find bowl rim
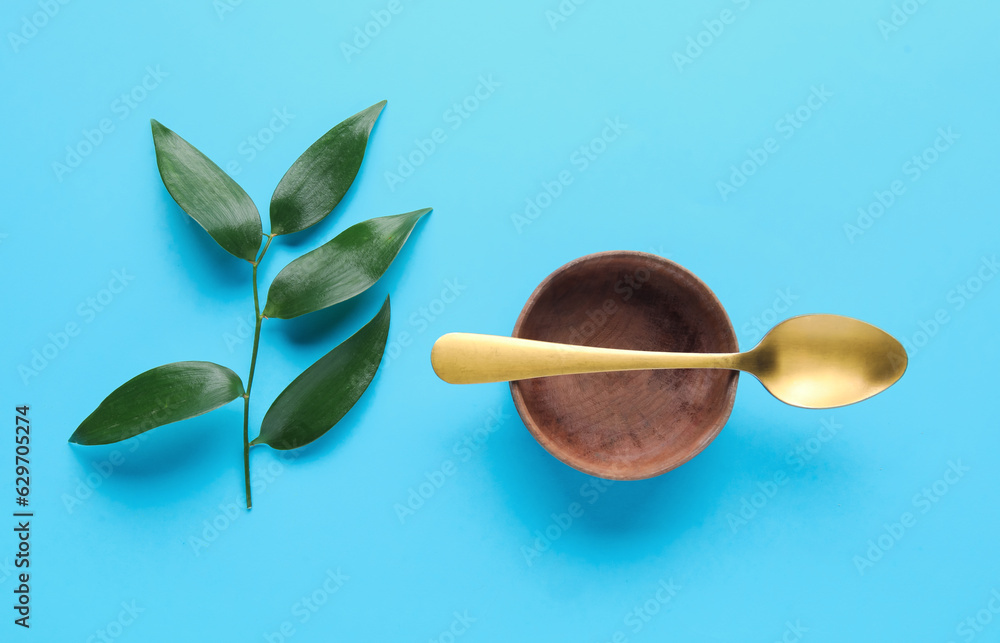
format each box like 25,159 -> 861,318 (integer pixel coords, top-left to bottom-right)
509,250 -> 740,480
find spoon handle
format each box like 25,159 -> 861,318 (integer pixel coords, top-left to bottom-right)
431,333 -> 743,384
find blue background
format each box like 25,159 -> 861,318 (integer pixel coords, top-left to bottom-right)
2,0 -> 999,640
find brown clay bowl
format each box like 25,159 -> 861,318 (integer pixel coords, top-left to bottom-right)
509,251 -> 739,480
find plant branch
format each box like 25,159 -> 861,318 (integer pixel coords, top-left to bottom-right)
243,233 -> 276,509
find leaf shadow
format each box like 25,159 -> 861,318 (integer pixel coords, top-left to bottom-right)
67,406 -> 239,497
270,286 -> 386,347
159,196 -> 248,290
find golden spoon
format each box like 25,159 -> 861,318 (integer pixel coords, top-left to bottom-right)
431,314 -> 907,409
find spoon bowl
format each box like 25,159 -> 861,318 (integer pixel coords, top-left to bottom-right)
742,314 -> 908,408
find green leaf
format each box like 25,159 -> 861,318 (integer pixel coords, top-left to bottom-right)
151,120 -> 262,262
263,208 -> 429,319
70,362 -> 245,445
253,297 -> 391,450
269,100 -> 386,236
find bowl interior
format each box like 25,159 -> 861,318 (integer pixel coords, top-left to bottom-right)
510,251 -> 739,479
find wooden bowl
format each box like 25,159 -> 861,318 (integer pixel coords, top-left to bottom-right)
510,251 -> 739,480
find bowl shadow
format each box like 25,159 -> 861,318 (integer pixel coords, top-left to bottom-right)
480,393 -> 856,565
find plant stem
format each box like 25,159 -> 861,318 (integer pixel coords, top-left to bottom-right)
243,233 -> 276,509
